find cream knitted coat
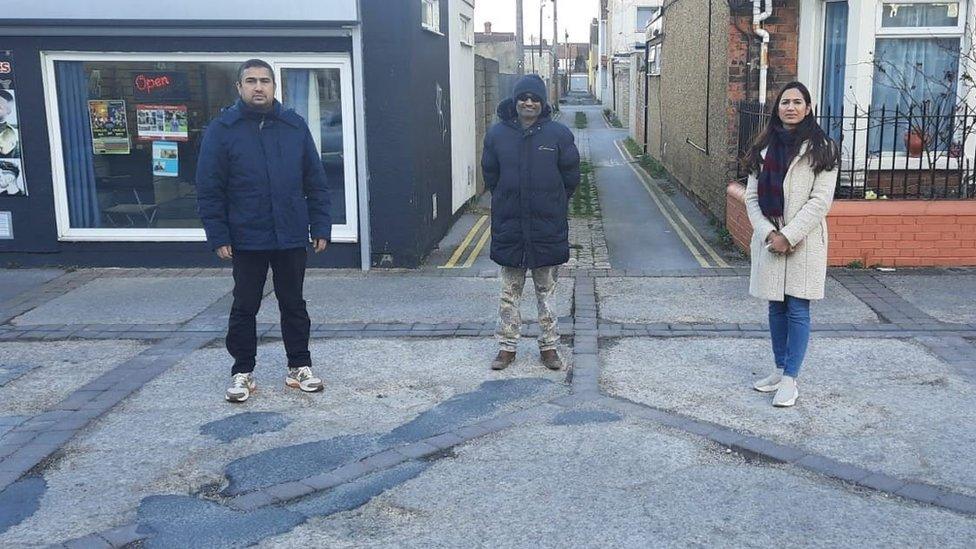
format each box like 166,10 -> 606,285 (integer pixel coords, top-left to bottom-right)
744,143 -> 839,301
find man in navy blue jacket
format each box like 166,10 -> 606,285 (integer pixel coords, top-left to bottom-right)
481,74 -> 580,371
196,59 -> 331,403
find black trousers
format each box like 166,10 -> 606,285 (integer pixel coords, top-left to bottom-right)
227,248 -> 311,375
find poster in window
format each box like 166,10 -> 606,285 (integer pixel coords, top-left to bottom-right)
88,100 -> 131,155
0,51 -> 27,196
136,104 -> 188,141
152,141 -> 179,178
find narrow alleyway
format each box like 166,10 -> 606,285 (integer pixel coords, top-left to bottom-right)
428,102 -> 741,271
568,104 -> 738,270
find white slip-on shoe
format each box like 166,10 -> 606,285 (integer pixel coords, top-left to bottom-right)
286,366 -> 324,392
753,368 -> 784,392
772,375 -> 798,407
226,373 -> 256,403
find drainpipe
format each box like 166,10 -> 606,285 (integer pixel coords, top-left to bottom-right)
643,38 -> 650,154
752,0 -> 773,109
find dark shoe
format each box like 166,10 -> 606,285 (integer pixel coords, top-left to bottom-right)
491,350 -> 516,370
540,349 -> 563,371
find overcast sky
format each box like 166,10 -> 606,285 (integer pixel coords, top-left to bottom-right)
474,0 -> 599,44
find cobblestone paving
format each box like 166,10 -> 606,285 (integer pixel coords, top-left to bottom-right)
566,124 -> 611,270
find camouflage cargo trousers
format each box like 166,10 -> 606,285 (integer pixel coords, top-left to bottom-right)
496,265 -> 559,352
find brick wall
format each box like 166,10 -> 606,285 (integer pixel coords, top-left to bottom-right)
725,182 -> 976,267
726,0 -> 799,180
634,53 -> 646,150
826,201 -> 976,267
614,63 -> 631,127
725,182 -> 752,252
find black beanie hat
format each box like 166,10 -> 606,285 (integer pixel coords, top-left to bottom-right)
512,74 -> 548,106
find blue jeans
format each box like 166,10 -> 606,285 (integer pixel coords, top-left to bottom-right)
768,295 -> 811,378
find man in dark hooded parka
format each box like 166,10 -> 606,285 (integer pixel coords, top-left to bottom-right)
481,74 -> 580,371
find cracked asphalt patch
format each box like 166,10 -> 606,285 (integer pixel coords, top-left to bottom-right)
0,338 -> 566,546
259,421 -> 976,548
200,412 -> 292,444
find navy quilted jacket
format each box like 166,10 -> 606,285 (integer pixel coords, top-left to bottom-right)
481,99 -> 580,268
196,99 -> 331,250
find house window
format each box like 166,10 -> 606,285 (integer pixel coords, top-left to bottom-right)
869,1 -> 966,153
42,53 -> 358,242
636,7 -> 659,32
460,14 -> 473,46
880,2 -> 960,29
422,0 -> 441,33
648,44 -> 661,76
820,1 -> 848,142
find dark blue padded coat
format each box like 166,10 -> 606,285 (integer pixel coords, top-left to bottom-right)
481,99 -> 580,268
196,99 -> 331,251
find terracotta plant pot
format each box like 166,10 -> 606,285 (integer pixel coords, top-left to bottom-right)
904,130 -> 926,158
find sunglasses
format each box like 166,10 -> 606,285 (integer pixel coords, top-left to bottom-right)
516,94 -> 542,103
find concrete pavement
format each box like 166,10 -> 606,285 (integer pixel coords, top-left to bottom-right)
0,265 -> 975,547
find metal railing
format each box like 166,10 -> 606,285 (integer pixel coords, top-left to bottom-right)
736,100 -> 976,200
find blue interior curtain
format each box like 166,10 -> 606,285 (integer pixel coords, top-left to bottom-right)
55,61 -> 101,228
283,69 -> 310,123
869,37 -> 960,153
820,1 -> 848,143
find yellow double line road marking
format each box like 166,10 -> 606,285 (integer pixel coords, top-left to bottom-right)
440,214 -> 491,269
613,140 -> 730,268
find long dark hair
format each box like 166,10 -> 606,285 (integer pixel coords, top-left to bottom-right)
741,81 -> 839,176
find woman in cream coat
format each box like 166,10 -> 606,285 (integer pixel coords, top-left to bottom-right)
743,82 -> 839,407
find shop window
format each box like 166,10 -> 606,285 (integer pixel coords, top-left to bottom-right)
45,54 -> 358,242
53,60 -> 238,231
281,67 -> 347,225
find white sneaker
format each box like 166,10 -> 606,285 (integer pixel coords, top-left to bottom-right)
226,373 -> 255,403
286,366 -> 324,392
753,368 -> 784,392
773,376 -> 798,407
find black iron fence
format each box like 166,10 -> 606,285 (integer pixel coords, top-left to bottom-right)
735,100 -> 976,200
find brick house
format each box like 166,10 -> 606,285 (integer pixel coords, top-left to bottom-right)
638,0 -> 976,267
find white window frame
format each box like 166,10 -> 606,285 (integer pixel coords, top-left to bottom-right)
635,6 -> 659,32
648,44 -> 661,76
274,60 -> 359,243
460,14 -> 474,46
868,0 -> 969,163
875,0 -> 966,36
422,0 -> 441,34
40,51 -> 359,243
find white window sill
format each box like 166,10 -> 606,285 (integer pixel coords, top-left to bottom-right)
422,25 -> 445,37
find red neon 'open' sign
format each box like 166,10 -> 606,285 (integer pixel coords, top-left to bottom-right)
134,74 -> 171,94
